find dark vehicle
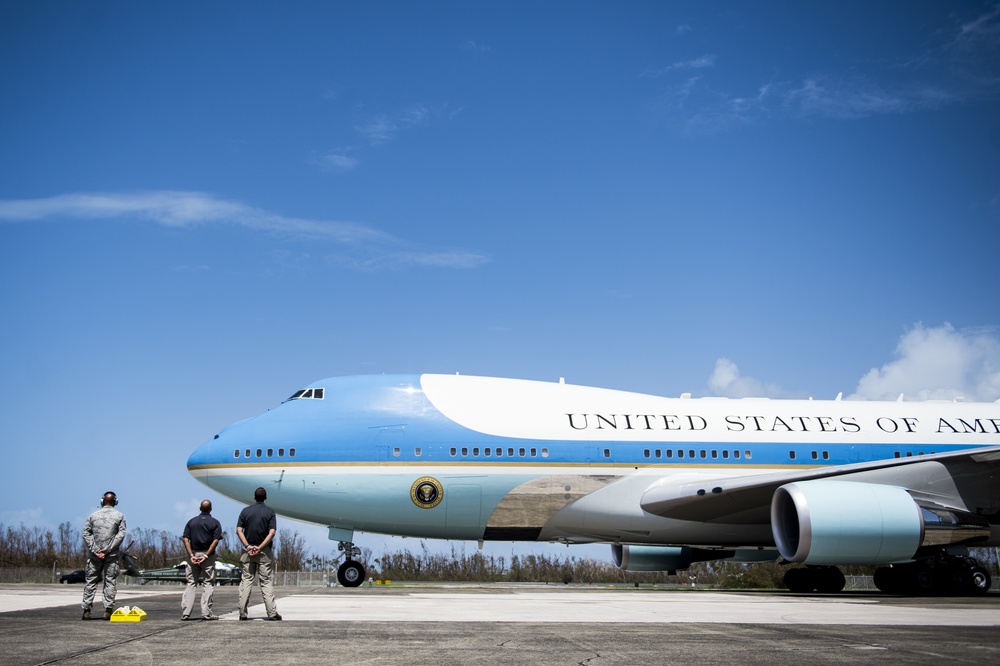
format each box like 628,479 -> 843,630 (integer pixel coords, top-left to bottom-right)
60,569 -> 86,584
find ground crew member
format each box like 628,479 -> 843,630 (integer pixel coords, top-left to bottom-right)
81,491 -> 126,621
236,487 -> 281,620
181,499 -> 223,620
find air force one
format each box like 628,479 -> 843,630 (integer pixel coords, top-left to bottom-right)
187,374 -> 1000,594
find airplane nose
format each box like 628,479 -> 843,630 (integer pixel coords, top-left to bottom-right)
187,435 -> 219,470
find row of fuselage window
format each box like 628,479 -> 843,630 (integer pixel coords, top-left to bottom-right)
233,446 -> 934,462
234,448 -> 297,459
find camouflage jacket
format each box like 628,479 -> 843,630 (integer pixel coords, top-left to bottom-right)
83,507 -> 126,555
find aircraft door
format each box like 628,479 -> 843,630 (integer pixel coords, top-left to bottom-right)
446,484 -> 482,533
376,427 -> 405,467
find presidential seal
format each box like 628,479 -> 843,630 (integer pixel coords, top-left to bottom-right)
410,476 -> 444,509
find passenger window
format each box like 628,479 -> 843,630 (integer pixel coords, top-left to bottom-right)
519,448 -> 525,457
267,448 -> 273,457
462,447 -> 469,456
508,448 -> 515,457
822,451 -> 829,460
245,449 -> 251,458
393,447 -> 400,457
530,448 -> 537,456
234,450 -> 240,458
689,450 -> 695,458
414,447 -> 422,457
603,448 -> 611,458
734,450 -> 741,459
541,448 -> 549,458
289,448 -> 296,457
789,451 -> 796,460
278,448 -> 284,457
473,447 -> 480,456
722,450 -> 729,459
744,450 -> 751,459
485,448 -> 492,457
665,450 -> 672,458
256,449 -> 262,458
450,447 -> 457,456
711,450 -> 718,459
678,450 -> 685,459
811,451 -> 818,460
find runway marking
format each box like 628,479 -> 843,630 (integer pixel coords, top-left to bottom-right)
0,587 -> 178,613
234,591 -> 1000,626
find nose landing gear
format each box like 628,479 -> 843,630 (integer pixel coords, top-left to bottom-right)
336,541 -> 365,587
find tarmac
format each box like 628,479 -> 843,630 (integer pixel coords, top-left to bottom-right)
1,583 -> 998,665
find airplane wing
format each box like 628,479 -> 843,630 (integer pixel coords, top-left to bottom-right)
640,444 -> 1000,524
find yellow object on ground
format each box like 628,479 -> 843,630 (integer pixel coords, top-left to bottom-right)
110,606 -> 147,622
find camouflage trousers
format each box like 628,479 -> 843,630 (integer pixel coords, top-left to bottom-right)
81,552 -> 120,610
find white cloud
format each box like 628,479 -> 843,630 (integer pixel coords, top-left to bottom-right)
850,324 -> 1000,401
707,358 -> 785,398
706,324 -> 1000,402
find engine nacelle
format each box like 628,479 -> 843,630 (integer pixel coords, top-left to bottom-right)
611,545 -> 694,572
771,481 -> 921,565
771,480 -> 992,565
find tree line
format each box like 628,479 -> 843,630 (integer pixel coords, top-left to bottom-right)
0,522 -> 311,572
2,522 -> 997,587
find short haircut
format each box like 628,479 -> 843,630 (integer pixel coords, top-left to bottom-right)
254,487 -> 267,502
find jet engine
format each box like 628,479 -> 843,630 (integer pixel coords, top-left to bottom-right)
611,545 -> 733,573
771,480 -> 991,565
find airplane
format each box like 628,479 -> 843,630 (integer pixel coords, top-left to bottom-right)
187,373 -> 1000,595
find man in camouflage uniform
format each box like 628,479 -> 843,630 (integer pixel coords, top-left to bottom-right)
81,491 -> 127,621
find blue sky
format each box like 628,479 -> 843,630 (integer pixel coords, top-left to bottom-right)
2,2 -> 999,562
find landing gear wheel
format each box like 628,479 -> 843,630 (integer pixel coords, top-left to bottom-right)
969,565 -> 991,595
337,560 -> 365,587
783,568 -> 811,593
815,567 -> 846,593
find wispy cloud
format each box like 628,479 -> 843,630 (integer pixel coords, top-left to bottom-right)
355,104 -> 448,146
655,5 -> 1000,135
0,191 -> 491,271
309,151 -> 360,173
642,54 -> 715,78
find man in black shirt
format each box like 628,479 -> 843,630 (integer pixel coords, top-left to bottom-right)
182,500 -> 223,620
236,487 -> 281,620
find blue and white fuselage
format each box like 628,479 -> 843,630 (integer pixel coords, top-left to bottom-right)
188,374 -> 1000,592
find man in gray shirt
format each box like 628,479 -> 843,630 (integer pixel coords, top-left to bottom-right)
81,491 -> 126,621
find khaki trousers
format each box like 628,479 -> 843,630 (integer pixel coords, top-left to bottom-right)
238,546 -> 277,618
181,552 -> 217,618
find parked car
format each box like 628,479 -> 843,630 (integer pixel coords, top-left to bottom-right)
60,569 -> 86,584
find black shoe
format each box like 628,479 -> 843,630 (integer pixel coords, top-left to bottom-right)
103,608 -> 114,621
239,615 -> 248,621
268,613 -> 282,621
82,609 -> 91,621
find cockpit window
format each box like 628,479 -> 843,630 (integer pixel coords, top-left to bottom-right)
287,387 -> 325,401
